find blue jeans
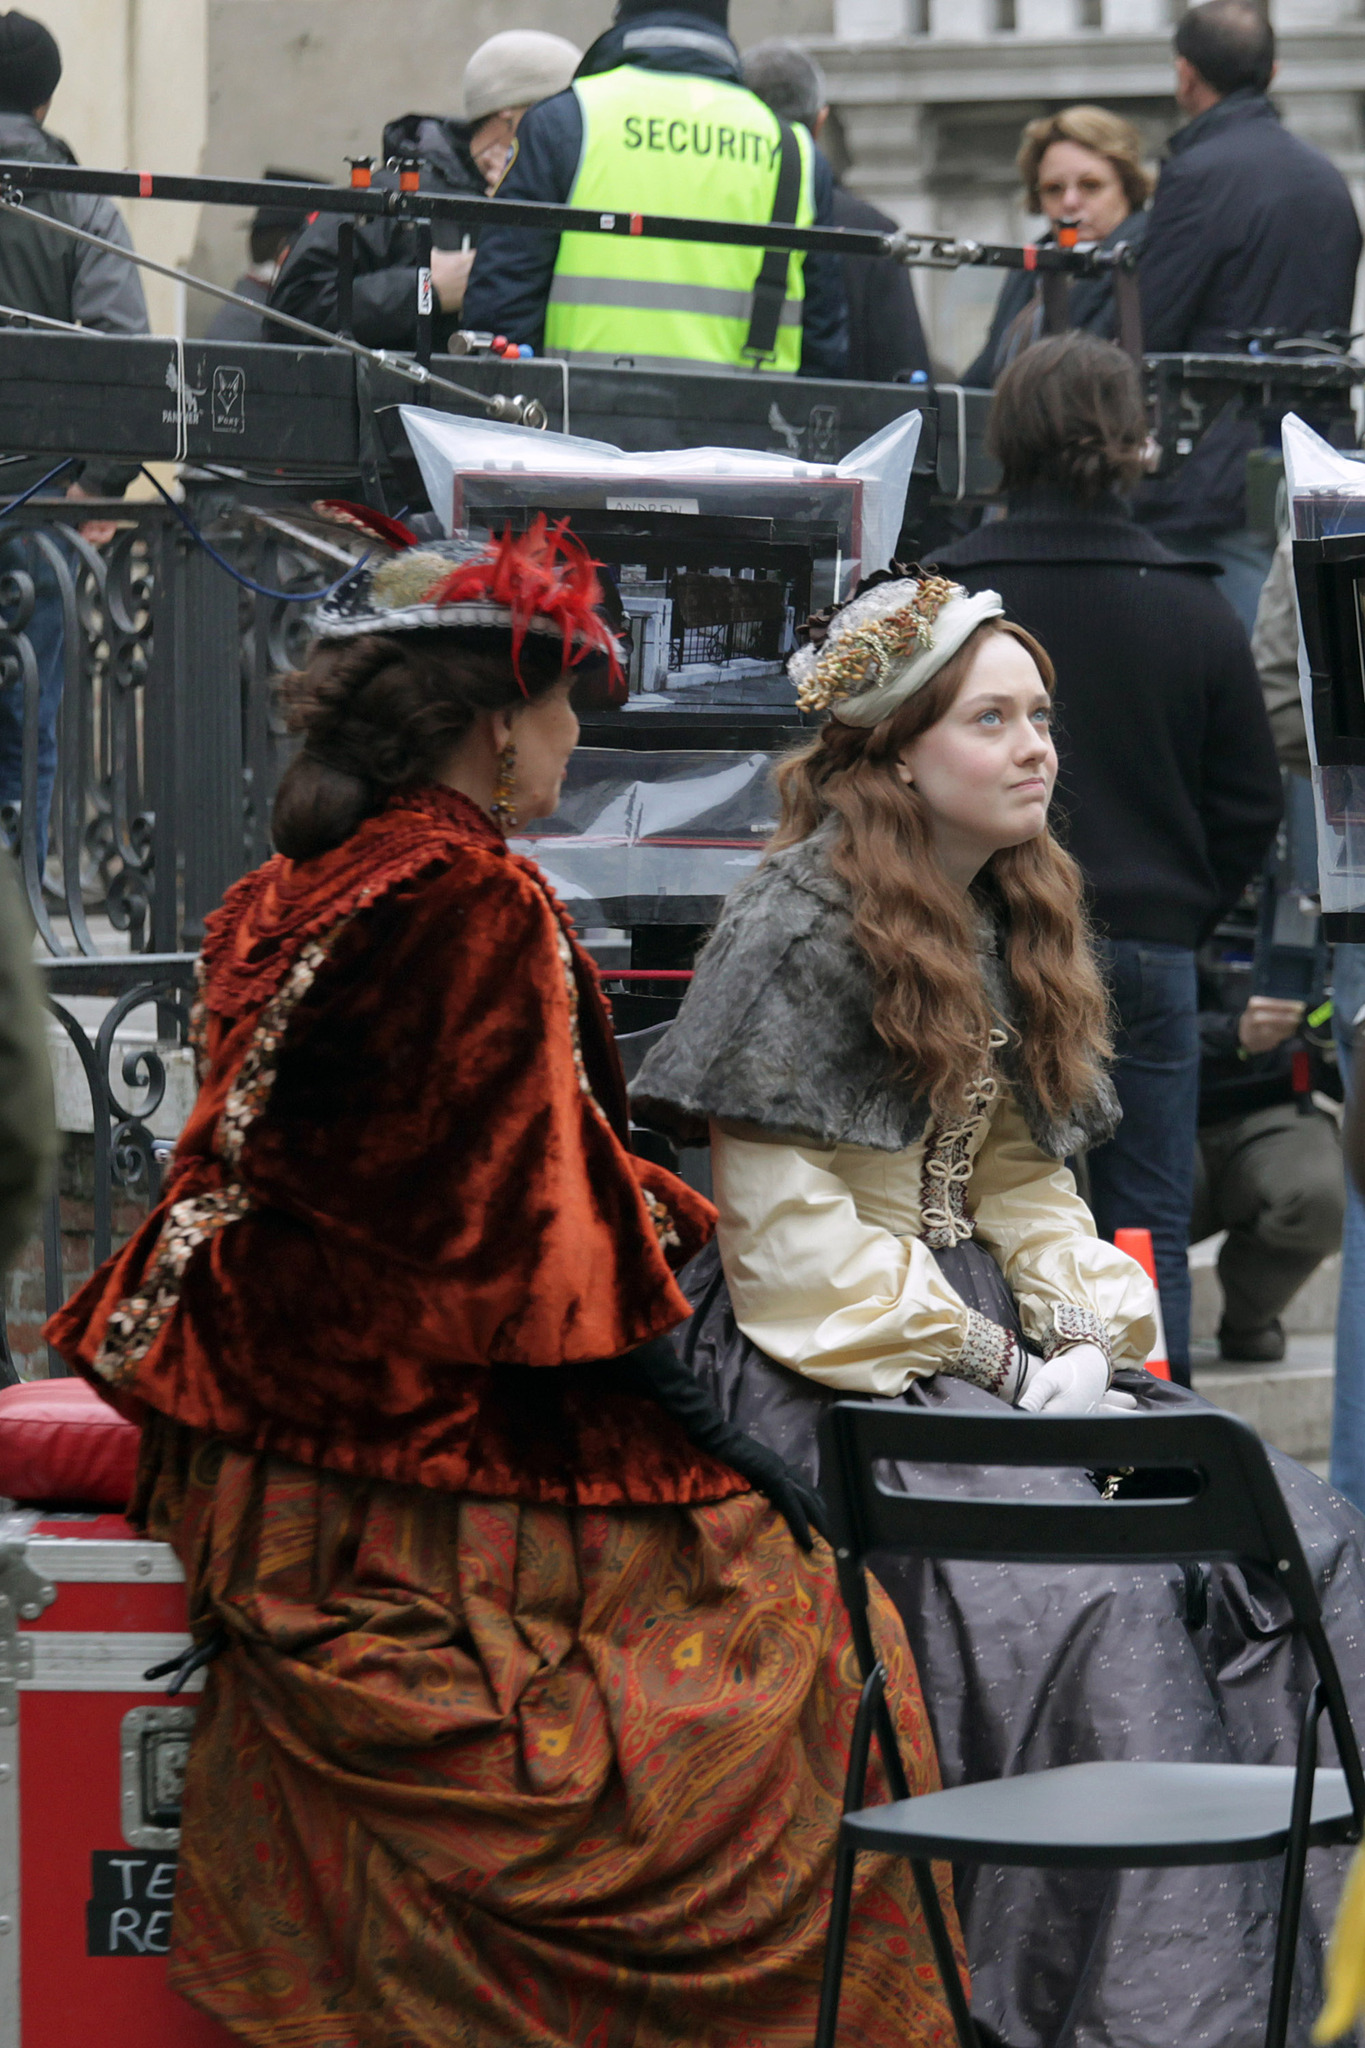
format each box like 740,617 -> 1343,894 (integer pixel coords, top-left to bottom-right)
1161,527 -> 1274,637
1085,939 -> 1200,1383
0,531 -> 66,859
1332,943 -> 1365,1514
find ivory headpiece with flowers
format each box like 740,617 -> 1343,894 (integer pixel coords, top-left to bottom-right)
788,570 -> 1006,727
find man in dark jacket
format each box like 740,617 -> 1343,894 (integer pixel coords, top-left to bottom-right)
742,39 -> 929,385
0,11 -> 148,866
205,172 -> 315,346
1138,0 -> 1362,624
463,1 -> 848,378
930,334 -> 1282,1381
269,32 -> 580,351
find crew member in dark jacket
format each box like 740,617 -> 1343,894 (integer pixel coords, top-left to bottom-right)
205,171 -> 314,345
742,40 -> 930,385
964,105 -> 1150,389
463,2 -> 848,379
0,12 -> 148,864
1192,970 -> 1342,1362
930,333 -> 1282,1382
269,32 -> 580,351
1138,0 -> 1362,624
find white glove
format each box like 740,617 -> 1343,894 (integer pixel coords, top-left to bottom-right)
1017,1342 -> 1111,1415
1098,1387 -> 1139,1413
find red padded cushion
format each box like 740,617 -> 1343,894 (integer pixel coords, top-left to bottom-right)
0,1378 -> 139,1507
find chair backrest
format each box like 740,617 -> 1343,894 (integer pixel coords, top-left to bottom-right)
817,1401 -> 1365,1813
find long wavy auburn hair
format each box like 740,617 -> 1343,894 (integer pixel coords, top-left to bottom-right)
769,618 -> 1111,1119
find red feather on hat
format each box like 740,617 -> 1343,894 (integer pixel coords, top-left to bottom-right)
311,500 -> 420,550
421,517 -> 623,694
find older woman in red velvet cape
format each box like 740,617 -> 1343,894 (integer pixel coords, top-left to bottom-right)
45,519 -> 965,2048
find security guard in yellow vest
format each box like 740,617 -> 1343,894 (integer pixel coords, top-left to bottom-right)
463,0 -> 848,377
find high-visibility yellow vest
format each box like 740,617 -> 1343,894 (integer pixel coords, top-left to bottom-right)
543,67 -> 815,374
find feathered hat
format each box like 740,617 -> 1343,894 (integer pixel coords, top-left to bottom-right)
311,503 -> 625,694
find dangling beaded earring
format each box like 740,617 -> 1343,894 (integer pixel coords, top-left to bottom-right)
490,738 -> 518,834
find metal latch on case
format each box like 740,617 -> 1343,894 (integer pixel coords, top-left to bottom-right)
120,1705 -> 195,1850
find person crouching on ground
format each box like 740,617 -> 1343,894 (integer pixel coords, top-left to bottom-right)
43,520 -> 966,2048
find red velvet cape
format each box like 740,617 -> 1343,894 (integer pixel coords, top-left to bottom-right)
46,787 -> 744,1507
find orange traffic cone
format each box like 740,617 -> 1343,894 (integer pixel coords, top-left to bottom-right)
1113,1227 -> 1171,1381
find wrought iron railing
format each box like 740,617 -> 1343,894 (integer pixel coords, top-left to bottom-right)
0,487 -> 338,1381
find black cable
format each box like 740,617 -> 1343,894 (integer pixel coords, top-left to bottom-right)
0,457 -> 76,518
138,465 -> 368,604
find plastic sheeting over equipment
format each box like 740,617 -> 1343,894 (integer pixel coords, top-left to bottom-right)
512,748 -> 773,924
399,404 -> 922,601
1284,413 -> 1365,939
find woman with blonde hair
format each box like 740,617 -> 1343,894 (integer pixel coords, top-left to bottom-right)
964,104 -> 1152,386
633,570 -> 1365,2047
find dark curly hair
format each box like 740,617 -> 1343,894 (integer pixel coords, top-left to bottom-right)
270,627 -> 574,861
987,332 -> 1147,505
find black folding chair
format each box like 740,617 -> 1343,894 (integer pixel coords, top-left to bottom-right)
814,1403 -> 1365,2048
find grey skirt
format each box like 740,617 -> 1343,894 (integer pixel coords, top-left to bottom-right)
679,1237 -> 1365,2048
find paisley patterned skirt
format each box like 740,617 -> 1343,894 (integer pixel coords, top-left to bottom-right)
134,1418 -> 965,2048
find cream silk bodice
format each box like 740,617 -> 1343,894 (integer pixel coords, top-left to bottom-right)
712,1082 -> 1157,1397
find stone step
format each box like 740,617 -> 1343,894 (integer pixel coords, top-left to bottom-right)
1189,1237 -> 1339,1341
1191,1334 -> 1334,1466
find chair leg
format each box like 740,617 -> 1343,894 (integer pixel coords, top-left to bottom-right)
814,1835 -> 859,2048
1265,1683 -> 1326,2048
911,1859 -> 979,2048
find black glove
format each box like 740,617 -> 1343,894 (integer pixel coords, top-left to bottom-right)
624,1334 -> 829,1552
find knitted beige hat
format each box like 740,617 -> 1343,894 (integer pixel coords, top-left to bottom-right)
463,31 -> 581,124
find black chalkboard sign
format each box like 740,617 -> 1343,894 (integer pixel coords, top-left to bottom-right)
85,1852 -> 176,1957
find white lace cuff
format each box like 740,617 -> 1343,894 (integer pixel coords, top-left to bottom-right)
950,1310 -> 1024,1400
1044,1303 -> 1114,1380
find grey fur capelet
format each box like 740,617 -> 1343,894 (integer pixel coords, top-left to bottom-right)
629,823 -> 1120,1159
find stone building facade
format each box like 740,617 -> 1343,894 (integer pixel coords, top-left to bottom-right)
810,0 -> 1365,372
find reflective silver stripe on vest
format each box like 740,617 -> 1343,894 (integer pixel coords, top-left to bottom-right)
546,349 -> 787,374
546,273 -> 801,326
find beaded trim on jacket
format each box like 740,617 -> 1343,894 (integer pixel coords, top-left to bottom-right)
1046,1301 -> 1115,1373
93,930 -> 347,1384
918,1029 -> 1009,1250
953,1310 -> 1022,1399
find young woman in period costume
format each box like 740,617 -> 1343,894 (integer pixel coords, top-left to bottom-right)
632,571 -> 1365,2048
43,524 -> 967,2048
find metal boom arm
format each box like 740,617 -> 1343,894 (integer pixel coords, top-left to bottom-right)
0,157 -> 1134,277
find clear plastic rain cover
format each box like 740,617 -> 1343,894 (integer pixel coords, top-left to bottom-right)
1283,412 -> 1365,923
510,747 -> 772,925
398,404 -> 921,602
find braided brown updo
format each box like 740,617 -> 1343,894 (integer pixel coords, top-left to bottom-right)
986,332 -> 1147,505
270,626 -> 571,861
